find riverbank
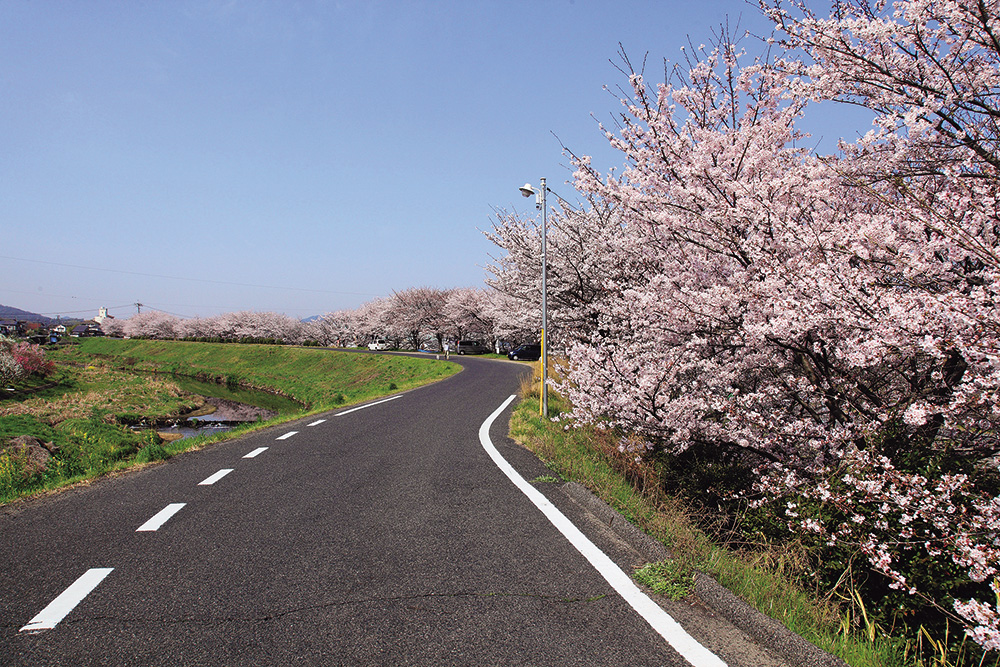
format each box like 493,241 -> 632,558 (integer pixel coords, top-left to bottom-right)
0,340 -> 460,504
53,338 -> 459,410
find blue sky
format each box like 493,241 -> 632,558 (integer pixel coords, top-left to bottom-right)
1,0 -> 864,321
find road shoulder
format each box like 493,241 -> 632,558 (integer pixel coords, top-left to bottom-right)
557,481 -> 848,667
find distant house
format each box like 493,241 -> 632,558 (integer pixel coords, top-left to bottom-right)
0,320 -> 49,337
53,324 -> 67,334
71,323 -> 104,338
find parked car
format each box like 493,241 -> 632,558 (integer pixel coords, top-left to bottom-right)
507,343 -> 541,361
368,338 -> 390,351
456,340 -> 490,355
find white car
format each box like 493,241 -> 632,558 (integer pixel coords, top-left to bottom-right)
367,338 -> 389,351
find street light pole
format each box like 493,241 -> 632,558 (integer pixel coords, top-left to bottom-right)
520,178 -> 548,417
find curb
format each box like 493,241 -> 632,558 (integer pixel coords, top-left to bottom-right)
560,482 -> 848,667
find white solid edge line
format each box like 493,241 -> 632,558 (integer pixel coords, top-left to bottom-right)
307,419 -> 326,426
243,447 -> 269,458
20,567 -> 114,633
276,431 -> 298,440
335,394 -> 401,416
198,468 -> 234,485
479,396 -> 727,667
136,503 -> 187,532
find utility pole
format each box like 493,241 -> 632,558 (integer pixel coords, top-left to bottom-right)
135,303 -> 143,314
518,178 -> 548,417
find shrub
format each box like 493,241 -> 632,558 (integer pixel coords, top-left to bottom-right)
10,341 -> 56,378
0,350 -> 22,387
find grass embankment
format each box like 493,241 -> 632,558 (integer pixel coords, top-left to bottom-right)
511,367 -> 907,667
0,339 -> 458,504
54,338 -> 458,410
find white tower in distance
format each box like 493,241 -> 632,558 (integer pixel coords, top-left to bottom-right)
94,307 -> 113,324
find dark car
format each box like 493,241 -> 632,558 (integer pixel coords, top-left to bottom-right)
507,343 -> 541,361
456,340 -> 490,355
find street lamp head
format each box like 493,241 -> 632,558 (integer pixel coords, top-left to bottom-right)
519,183 -> 536,197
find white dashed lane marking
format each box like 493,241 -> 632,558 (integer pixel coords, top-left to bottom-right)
19,393 -> 404,637
136,503 -> 186,532
20,568 -> 114,633
335,395 -> 401,416
198,469 -> 233,486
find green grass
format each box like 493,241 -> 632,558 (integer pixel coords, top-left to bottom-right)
171,375 -> 302,415
509,369 -> 908,667
0,339 -> 459,504
1,364 -> 206,426
0,413 -> 167,503
52,338 -> 459,411
634,560 -> 696,600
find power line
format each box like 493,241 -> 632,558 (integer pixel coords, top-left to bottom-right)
0,255 -> 383,298
1,287 -> 329,320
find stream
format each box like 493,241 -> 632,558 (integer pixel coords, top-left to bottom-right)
143,376 -> 305,441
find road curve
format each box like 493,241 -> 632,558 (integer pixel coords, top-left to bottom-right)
0,355 -> 783,666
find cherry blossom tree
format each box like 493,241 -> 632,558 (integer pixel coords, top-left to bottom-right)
480,287 -> 538,348
352,296 -> 401,347
387,287 -> 452,350
0,335 -> 25,386
307,310 -> 356,347
121,311 -> 181,339
560,38 -> 831,461
441,287 -> 482,342
483,7 -> 1000,648
100,317 -> 125,337
442,287 -> 506,348
751,0 -> 1000,648
234,311 -> 304,343
485,201 -> 629,350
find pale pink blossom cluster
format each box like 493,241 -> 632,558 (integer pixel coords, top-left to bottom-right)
757,449 -> 998,602
486,0 -> 1000,649
0,335 -> 26,386
955,593 -> 1000,652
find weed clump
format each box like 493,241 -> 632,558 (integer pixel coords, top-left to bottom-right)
136,441 -> 169,463
634,560 -> 695,600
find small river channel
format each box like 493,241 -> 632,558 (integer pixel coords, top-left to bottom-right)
141,375 -> 305,441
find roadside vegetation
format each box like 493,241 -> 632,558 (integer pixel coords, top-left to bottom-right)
5,1 -> 997,662
482,2 -> 1000,663
53,338 -> 458,409
513,365 -> 991,667
0,338 -> 458,504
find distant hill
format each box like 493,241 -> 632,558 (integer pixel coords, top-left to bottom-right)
0,305 -> 56,324
301,315 -> 322,323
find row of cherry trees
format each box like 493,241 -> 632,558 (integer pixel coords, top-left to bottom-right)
488,0 -> 1000,652
103,309 -> 312,344
101,287 -> 534,351
313,286 -> 534,350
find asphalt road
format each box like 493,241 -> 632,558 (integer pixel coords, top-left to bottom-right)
0,355 -> 781,666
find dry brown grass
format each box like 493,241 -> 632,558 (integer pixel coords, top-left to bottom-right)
0,366 -> 202,425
